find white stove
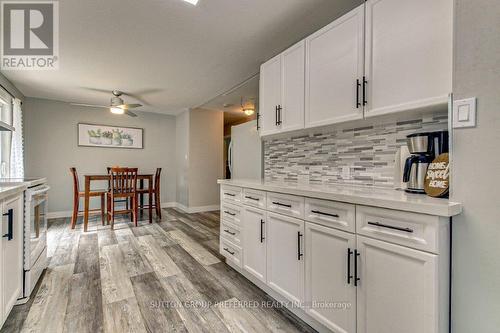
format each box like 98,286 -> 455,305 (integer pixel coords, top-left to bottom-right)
0,177 -> 49,302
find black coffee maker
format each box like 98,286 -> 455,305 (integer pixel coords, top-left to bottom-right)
403,131 -> 448,193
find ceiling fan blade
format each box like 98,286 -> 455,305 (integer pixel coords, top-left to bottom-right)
71,103 -> 109,108
125,110 -> 138,117
117,103 -> 142,109
123,89 -> 162,106
79,87 -> 113,94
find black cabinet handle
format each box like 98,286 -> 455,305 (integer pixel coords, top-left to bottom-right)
224,211 -> 236,216
275,105 -> 278,126
223,248 -> 235,255
347,248 -> 353,284
272,201 -> 292,208
356,79 -> 361,108
354,249 -> 360,286
224,192 -> 236,197
245,196 -> 260,201
2,209 -> 13,241
260,219 -> 265,243
256,112 -> 260,130
223,229 -> 236,236
362,76 -> 368,106
368,221 -> 413,233
277,105 -> 282,125
311,210 -> 339,218
297,231 -> 303,260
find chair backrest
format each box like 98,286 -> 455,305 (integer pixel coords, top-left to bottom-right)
109,167 -> 138,194
154,168 -> 162,190
69,167 -> 79,194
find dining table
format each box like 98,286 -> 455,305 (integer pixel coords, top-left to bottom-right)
83,173 -> 154,232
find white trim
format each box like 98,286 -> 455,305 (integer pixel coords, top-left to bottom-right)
47,202 -> 219,218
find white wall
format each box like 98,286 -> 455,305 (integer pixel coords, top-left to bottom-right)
451,0 -> 500,331
24,97 -> 177,213
188,108 -> 223,208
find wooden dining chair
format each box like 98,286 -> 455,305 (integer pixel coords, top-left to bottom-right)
107,167 -> 138,229
70,167 -> 107,229
137,168 -> 162,219
107,166 -> 130,210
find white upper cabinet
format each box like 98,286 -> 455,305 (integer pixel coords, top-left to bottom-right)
356,235 -> 440,333
364,0 -> 453,117
305,5 -> 365,127
260,54 -> 282,136
259,41 -> 305,136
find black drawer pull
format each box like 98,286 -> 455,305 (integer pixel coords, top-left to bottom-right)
224,192 -> 236,197
260,219 -> 265,243
311,210 -> 339,218
224,229 -> 236,236
368,221 -> 413,233
245,196 -> 260,201
297,231 -> 303,260
356,79 -> 361,108
347,248 -> 353,284
223,248 -> 235,255
224,211 -> 236,216
2,209 -> 13,241
354,249 -> 360,286
272,201 -> 292,208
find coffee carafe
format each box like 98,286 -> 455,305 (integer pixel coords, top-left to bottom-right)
403,131 -> 448,193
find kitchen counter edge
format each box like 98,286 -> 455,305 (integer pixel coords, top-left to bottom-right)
218,179 -> 462,217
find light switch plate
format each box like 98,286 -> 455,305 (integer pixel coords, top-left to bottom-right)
453,97 -> 476,128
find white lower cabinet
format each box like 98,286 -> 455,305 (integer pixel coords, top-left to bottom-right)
266,212 -> 304,304
305,222 -> 356,333
242,206 -> 267,283
1,193 -> 24,327
356,235 -> 439,333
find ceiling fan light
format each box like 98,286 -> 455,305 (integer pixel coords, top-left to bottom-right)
182,0 -> 199,5
110,107 -> 125,115
243,107 -> 255,116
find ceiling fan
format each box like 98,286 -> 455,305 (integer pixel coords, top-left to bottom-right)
71,90 -> 142,117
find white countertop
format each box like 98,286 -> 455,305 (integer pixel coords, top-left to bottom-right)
218,179 -> 462,217
0,184 -> 27,201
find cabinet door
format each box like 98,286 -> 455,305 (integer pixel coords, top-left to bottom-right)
356,235 -> 439,333
305,223 -> 356,333
305,5 -> 364,128
242,206 -> 267,283
2,194 -> 23,322
364,0 -> 453,117
281,41 -> 305,132
266,212 -> 304,303
259,54 -> 282,136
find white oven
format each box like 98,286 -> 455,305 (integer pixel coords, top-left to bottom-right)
22,183 -> 49,300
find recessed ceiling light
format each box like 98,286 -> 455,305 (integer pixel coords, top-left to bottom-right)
182,0 -> 199,5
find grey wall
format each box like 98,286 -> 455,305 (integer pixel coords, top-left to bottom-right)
24,97 -> 177,213
451,1 -> 500,331
188,108 -> 223,207
175,110 -> 189,207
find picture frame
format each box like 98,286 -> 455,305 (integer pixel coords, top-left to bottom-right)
77,123 -> 144,149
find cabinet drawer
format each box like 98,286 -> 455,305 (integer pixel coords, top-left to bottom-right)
220,220 -> 242,246
356,206 -> 444,253
220,238 -> 242,268
221,202 -> 243,226
242,188 -> 267,209
305,198 -> 355,233
220,185 -> 242,204
267,192 -> 304,219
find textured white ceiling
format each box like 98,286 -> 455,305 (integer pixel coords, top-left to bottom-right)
1,0 -> 361,115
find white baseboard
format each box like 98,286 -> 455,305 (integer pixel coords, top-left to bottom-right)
48,202 -> 218,219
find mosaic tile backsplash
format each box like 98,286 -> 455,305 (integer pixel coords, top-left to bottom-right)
264,112 -> 448,187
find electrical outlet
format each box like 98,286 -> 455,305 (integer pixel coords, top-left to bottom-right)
342,166 -> 351,180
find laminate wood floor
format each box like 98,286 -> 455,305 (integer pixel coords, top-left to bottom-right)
2,208 -> 316,333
